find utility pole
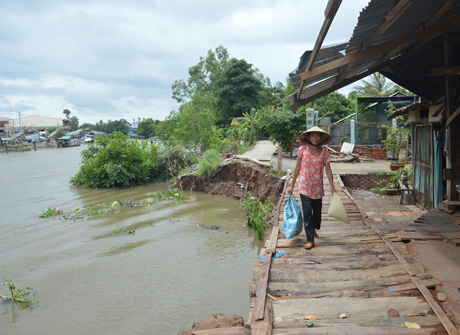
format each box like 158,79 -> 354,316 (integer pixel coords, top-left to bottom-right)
17,111 -> 21,129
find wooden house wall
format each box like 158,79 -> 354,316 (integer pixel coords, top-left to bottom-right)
451,120 -> 460,201
412,123 -> 434,209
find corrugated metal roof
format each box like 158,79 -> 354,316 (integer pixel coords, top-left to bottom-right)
290,0 -> 460,109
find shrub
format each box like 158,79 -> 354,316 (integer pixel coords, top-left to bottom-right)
70,132 -> 160,188
371,165 -> 412,195
156,144 -> 198,181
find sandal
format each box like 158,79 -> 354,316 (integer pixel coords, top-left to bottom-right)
304,241 -> 315,249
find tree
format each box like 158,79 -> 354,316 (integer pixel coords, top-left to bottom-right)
62,109 -> 79,130
307,92 -> 354,121
69,116 -> 79,131
137,118 -> 159,138
240,108 -> 261,145
259,106 -> 305,151
172,45 -> 229,103
215,58 -> 264,124
100,119 -> 130,135
63,109 -> 71,119
157,92 -> 222,152
80,122 -> 95,131
352,73 -> 397,96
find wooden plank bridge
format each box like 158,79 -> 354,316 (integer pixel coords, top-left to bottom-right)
246,175 -> 458,335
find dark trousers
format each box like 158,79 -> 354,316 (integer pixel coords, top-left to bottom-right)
300,194 -> 322,242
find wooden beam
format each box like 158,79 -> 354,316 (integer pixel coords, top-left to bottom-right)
291,36 -> 438,108
254,254 -> 271,320
362,0 -> 458,80
363,0 -> 413,48
336,0 -> 412,84
432,104 -> 446,117
324,0 -> 342,18
426,0 -> 459,27
444,34 -> 456,208
297,0 -> 342,99
446,106 -> 460,128
296,0 -> 456,102
249,298 -> 273,335
428,65 -> 460,76
300,17 -> 460,82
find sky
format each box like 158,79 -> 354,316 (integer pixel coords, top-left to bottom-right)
0,0 -> 370,125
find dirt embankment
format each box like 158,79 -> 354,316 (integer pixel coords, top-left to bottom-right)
174,161 -> 286,205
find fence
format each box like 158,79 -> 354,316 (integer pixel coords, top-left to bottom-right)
318,121 -> 404,146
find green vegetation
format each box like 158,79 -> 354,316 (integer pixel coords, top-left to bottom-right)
1,279 -> 38,304
152,188 -> 185,200
70,132 -> 159,188
40,208 -> 64,218
39,190 -> 185,221
380,125 -> 410,162
70,132 -> 196,188
242,195 -> 275,240
137,118 -> 160,138
62,109 -> 79,131
111,229 -> 136,236
306,92 -> 354,121
371,166 -> 412,195
270,169 -> 287,177
195,149 -> 224,180
215,58 -> 264,124
259,106 -> 305,151
79,119 -> 130,135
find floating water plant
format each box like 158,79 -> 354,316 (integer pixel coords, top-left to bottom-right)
40,208 -> 63,218
39,189 -> 185,222
152,188 -> 185,200
1,279 -> 38,304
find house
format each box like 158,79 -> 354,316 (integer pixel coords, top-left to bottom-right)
389,99 -> 446,209
289,0 -> 460,210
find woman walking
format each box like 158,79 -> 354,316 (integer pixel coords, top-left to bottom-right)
287,126 -> 335,249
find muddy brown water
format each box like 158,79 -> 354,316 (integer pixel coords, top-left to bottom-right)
0,146 -> 263,334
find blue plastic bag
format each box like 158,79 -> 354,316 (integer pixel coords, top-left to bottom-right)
283,194 -> 303,239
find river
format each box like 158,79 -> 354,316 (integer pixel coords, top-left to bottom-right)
0,146 -> 263,334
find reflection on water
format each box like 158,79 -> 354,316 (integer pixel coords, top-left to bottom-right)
0,146 -> 263,335
1,301 -> 35,325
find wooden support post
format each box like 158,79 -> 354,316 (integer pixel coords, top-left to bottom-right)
277,146 -> 282,171
444,35 -> 456,210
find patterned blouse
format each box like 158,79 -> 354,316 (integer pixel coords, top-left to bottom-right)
297,145 -> 330,199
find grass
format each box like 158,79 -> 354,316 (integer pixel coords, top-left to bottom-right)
195,149 -> 224,180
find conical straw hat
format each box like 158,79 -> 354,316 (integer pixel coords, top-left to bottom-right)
299,126 -> 332,146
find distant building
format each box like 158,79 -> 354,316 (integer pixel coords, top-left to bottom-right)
0,117 -> 11,128
9,115 -> 63,128
129,118 -> 143,138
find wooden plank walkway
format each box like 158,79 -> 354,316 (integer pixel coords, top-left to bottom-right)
404,202 -> 460,247
248,175 -> 458,335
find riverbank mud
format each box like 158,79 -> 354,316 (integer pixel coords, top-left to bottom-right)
178,314 -> 249,335
175,161 -> 286,205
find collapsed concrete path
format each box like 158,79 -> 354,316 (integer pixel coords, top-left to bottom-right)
248,175 -> 458,335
